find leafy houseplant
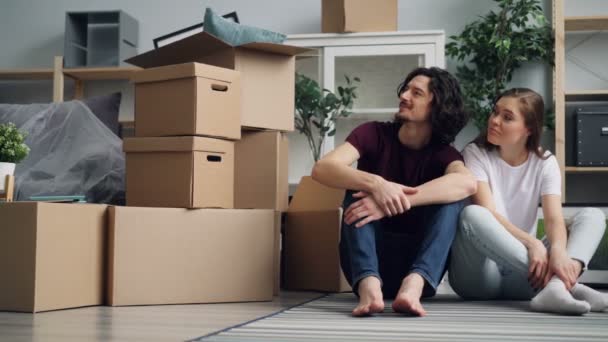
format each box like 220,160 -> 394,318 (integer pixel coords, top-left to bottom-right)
0,122 -> 29,191
295,73 -> 360,162
0,123 -> 29,164
446,0 -> 554,131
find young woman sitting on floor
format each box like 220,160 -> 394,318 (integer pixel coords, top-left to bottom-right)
449,88 -> 607,315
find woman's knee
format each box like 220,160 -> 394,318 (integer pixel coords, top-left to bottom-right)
579,207 -> 606,222
459,205 -> 492,230
574,207 -> 607,231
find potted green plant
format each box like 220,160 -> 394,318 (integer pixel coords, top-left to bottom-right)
0,123 -> 29,191
295,73 -> 360,162
446,0 -> 554,131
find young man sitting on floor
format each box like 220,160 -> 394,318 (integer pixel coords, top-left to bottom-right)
312,67 -> 476,316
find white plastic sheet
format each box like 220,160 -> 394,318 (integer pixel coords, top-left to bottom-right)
0,101 -> 125,204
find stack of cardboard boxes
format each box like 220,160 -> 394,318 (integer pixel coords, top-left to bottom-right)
0,32 -> 305,313
113,31 -> 306,306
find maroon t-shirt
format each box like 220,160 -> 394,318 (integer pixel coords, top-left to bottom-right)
345,121 -> 463,233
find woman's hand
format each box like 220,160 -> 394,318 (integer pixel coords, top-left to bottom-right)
344,192 -> 386,228
369,178 -> 418,217
543,248 -> 582,290
527,238 -> 549,290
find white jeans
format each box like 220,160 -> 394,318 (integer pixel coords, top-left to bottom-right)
448,205 -> 606,300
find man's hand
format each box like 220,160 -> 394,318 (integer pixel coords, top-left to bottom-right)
370,178 -> 418,216
344,193 -> 386,228
527,238 -> 549,290
543,248 -> 582,290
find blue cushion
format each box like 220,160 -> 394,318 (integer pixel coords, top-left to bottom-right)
203,7 -> 286,46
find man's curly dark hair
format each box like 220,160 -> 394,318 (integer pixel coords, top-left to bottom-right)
396,67 -> 468,144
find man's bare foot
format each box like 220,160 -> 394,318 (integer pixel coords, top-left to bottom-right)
392,273 -> 427,316
352,276 -> 384,317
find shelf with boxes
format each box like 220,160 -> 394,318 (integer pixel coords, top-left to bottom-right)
0,56 -> 139,102
553,0 -> 608,199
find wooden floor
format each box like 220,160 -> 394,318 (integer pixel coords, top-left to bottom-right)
0,291 -> 322,342
1,283 -> 605,341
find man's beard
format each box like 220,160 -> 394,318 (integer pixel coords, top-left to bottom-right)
393,112 -> 410,124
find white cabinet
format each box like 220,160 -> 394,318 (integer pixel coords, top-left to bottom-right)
285,31 -> 446,187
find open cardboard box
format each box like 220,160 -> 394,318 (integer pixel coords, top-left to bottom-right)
132,62 -> 241,140
107,206 -> 276,306
0,202 -> 107,313
126,32 -> 308,132
283,176 -> 351,292
124,136 -> 234,209
322,0 -> 398,33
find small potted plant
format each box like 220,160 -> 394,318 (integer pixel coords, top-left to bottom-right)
295,73 -> 360,163
0,123 -> 29,192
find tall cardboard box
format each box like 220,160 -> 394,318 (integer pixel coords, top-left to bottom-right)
284,176 -> 351,292
124,136 -> 234,209
132,62 -> 241,140
0,202 -> 107,313
273,211 -> 282,296
235,131 -> 289,211
107,206 -> 275,306
322,0 -> 398,33
125,31 -> 308,132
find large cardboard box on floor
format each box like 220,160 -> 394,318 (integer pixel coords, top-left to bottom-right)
0,202 -> 107,313
124,136 -> 234,209
284,176 -> 351,292
107,206 -> 275,306
322,0 -> 398,33
132,62 -> 241,139
235,131 -> 288,211
126,32 -> 308,132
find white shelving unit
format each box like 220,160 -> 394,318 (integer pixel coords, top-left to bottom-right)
285,31 -> 446,187
553,0 -> 608,200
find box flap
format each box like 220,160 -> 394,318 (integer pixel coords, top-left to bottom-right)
126,31 -> 309,69
288,176 -> 345,212
123,136 -> 232,154
131,62 -> 239,84
126,32 -> 233,68
239,42 -> 310,56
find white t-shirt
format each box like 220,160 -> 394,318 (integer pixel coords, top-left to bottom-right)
463,143 -> 562,236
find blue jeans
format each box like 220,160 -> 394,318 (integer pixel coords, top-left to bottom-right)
339,191 -> 464,299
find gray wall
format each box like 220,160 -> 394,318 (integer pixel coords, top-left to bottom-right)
0,0 -> 537,146
1,0 -> 606,202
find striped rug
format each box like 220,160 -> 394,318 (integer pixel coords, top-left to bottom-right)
193,293 -> 608,341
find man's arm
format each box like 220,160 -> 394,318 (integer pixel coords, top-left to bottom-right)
312,142 -> 418,216
311,142 -> 379,193
408,160 -> 477,207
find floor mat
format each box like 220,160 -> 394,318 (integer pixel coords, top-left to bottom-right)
192,292 -> 608,341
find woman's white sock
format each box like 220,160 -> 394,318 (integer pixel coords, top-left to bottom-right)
530,278 -> 590,315
571,283 -> 608,312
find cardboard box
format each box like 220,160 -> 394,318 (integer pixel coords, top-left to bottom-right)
235,131 -> 288,211
0,202 -> 107,312
322,0 -> 398,33
273,211 -> 282,296
132,62 -> 241,140
124,136 -> 234,209
107,206 -> 275,306
126,32 -> 308,132
284,176 -> 351,292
